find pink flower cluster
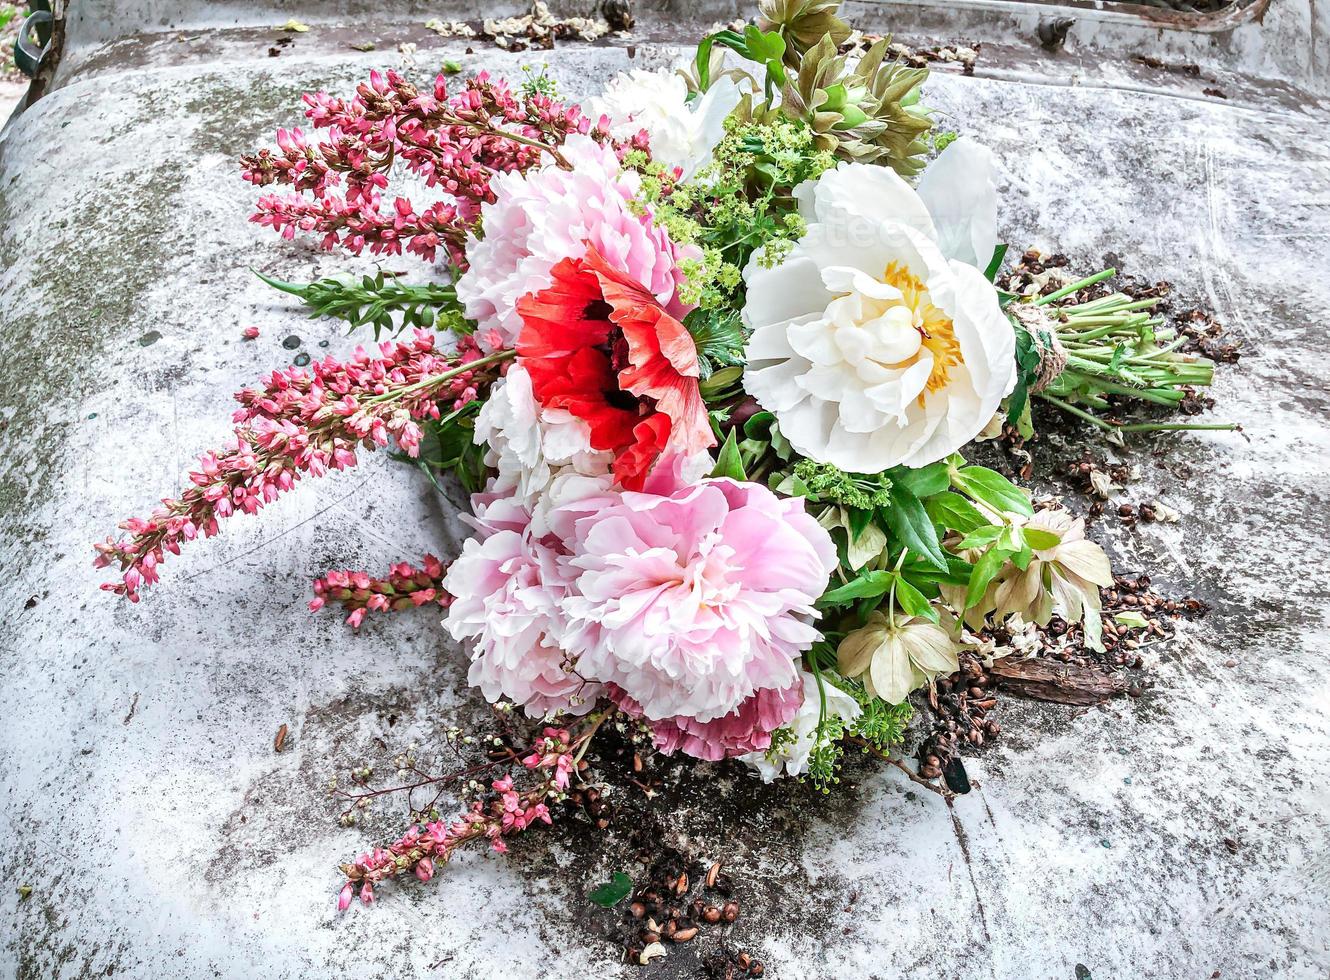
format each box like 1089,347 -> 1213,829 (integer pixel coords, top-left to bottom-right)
337,726 -> 578,908
241,69 -> 643,268
310,554 -> 452,627
94,332 -> 508,601
444,467 -> 838,761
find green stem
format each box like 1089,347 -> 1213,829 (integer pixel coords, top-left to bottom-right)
1037,393 -> 1238,432
364,349 -> 515,404
1035,268 -> 1116,307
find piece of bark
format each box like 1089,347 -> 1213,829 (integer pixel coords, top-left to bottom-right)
989,658 -> 1129,706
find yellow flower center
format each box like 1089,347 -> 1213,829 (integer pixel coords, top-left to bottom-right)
881,262 -> 961,399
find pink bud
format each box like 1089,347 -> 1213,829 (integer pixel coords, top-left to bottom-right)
359,882 -> 374,905
242,326 -> 260,340
415,858 -> 434,882
337,882 -> 354,911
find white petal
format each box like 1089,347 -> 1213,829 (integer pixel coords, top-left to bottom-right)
870,635 -> 917,706
1056,539 -> 1115,587
742,254 -> 830,329
916,138 -> 999,269
807,162 -> 936,242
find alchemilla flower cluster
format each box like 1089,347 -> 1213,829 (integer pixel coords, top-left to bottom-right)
96,0 -> 1229,909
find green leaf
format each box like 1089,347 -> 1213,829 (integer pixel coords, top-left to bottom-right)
1022,527 -> 1062,551
951,465 -> 1033,518
683,308 -> 748,381
893,577 -> 938,623
693,35 -> 716,90
821,83 -> 849,112
881,484 -> 948,571
955,525 -> 1005,551
742,25 -> 787,81
710,429 -> 747,481
964,548 -> 1009,609
846,506 -> 873,539
903,554 -> 974,587
819,570 -> 895,607
588,872 -> 633,908
1010,543 -> 1034,570
1114,611 -> 1149,629
983,242 -> 1009,283
924,492 -> 989,534
887,462 -> 950,499
834,104 -> 869,129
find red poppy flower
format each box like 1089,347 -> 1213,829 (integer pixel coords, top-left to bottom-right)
515,244 -> 714,490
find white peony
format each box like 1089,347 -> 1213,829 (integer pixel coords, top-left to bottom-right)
472,364 -> 610,503
587,69 -> 742,180
742,139 -> 1015,472
741,670 -> 861,782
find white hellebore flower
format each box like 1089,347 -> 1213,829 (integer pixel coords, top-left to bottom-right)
742,139 -> 1015,472
587,69 -> 743,180
741,670 -> 861,782
837,611 -> 959,706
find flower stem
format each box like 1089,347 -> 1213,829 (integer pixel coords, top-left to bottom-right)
1037,393 -> 1239,432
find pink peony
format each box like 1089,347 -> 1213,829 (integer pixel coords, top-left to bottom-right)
557,476 -> 837,733
455,134 -> 694,350
442,491 -> 601,718
610,680 -> 804,762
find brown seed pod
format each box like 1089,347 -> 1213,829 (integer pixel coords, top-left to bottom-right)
703,905 -> 722,924
722,900 -> 740,923
672,926 -> 699,943
706,861 -> 721,888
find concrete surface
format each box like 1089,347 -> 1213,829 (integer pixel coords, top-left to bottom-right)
1,2 -> 1329,978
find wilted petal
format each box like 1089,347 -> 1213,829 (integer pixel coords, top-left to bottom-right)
1055,539 -> 1114,587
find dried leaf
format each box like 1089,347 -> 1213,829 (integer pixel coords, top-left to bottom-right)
282,18 -> 310,33
274,723 -> 289,752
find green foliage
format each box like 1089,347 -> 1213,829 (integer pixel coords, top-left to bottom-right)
403,403 -> 488,494
255,270 -> 471,339
879,483 -> 947,571
949,463 -> 1033,517
694,25 -> 788,98
638,114 -> 835,308
588,872 -> 633,908
683,307 -> 748,381
793,460 -> 892,511
519,64 -> 558,98
710,429 -> 749,481
847,681 -> 913,751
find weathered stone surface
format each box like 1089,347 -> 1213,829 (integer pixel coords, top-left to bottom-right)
1,3 -> 1328,978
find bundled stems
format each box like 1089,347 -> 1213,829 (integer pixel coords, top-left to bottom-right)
1021,270 -> 1238,432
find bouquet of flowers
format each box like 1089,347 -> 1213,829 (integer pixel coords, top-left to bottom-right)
92,0 -> 1232,915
